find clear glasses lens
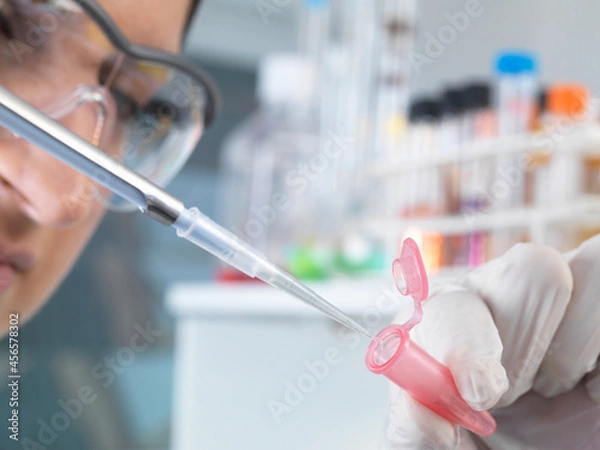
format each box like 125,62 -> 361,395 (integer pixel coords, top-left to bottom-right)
0,0 -> 206,212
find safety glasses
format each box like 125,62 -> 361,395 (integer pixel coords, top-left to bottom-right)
0,0 -> 221,210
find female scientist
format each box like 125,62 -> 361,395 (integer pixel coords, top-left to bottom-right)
0,0 -> 209,333
0,1 -> 598,449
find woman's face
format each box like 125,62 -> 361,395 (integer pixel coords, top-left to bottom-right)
0,0 -> 193,334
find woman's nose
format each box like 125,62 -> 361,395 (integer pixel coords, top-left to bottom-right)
0,84 -> 112,226
0,137 -> 100,226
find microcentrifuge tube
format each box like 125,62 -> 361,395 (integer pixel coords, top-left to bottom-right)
365,238 -> 497,437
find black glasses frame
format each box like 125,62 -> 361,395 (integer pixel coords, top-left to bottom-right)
74,0 -> 222,127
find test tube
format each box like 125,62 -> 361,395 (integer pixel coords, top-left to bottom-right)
495,51 -> 538,137
405,98 -> 442,216
492,51 -> 538,257
581,90 -> 600,196
460,83 -> 496,267
373,0 -> 415,158
537,84 -> 590,251
299,0 -> 330,63
540,84 -> 589,205
403,98 -> 443,271
494,51 -> 538,205
523,88 -> 548,207
439,88 -> 467,266
440,88 -> 467,216
366,324 -> 497,437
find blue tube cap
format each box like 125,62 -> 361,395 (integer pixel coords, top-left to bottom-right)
305,0 -> 327,7
495,51 -> 538,74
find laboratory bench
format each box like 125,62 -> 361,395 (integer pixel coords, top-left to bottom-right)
166,278 -> 411,450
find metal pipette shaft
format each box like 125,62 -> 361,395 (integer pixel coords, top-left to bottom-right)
0,86 -> 375,340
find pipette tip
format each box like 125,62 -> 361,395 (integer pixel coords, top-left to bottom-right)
344,319 -> 378,341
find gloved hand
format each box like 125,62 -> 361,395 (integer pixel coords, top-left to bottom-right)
382,235 -> 600,450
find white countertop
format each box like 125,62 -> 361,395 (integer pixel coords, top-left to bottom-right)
166,277 -> 403,318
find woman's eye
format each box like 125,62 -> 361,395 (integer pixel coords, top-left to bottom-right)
0,8 -> 17,40
145,99 -> 178,127
110,88 -> 138,120
0,16 -> 14,39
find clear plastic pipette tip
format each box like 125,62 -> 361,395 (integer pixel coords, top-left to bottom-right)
334,312 -> 378,340
265,266 -> 377,340
317,306 -> 377,340
172,207 -> 378,341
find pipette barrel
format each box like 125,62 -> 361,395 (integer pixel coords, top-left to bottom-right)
366,324 -> 497,437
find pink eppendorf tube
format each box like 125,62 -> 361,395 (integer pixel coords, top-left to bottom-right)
365,324 -> 496,437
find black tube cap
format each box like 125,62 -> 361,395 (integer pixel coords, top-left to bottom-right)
464,82 -> 492,110
409,98 -> 442,122
441,87 -> 467,116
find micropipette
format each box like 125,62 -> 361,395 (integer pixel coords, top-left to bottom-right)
0,85 -> 376,340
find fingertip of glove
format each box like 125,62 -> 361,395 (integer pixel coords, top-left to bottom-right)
454,359 -> 509,411
387,392 -> 462,450
505,243 -> 573,292
585,370 -> 600,403
533,375 -> 571,398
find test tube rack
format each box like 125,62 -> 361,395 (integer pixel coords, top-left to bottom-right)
357,124 -> 600,261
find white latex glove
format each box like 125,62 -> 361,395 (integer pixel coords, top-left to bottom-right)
383,235 -> 600,450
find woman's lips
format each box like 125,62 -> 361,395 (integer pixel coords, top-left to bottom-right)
0,248 -> 34,293
0,263 -> 15,293
0,247 -> 34,272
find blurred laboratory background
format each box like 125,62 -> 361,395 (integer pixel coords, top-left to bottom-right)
3,0 -> 600,449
